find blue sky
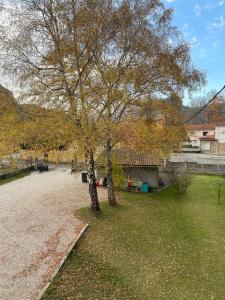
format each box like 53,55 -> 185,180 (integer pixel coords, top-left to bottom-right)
1,1 -> 224,105
164,0 -> 225,104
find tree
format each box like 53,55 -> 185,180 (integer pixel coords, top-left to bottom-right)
17,105 -> 75,151
91,1 -> 204,205
190,90 -> 225,124
1,0 -> 204,211
1,0 -> 107,211
0,84 -> 21,164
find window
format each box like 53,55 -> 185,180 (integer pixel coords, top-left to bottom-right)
191,140 -> 198,146
203,131 -> 208,136
189,131 -> 196,137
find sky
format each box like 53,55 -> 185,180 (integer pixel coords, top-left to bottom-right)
164,0 -> 225,104
0,1 -> 225,105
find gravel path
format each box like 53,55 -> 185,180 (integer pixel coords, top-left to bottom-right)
0,169 -> 106,300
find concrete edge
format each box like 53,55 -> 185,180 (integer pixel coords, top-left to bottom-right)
37,223 -> 89,300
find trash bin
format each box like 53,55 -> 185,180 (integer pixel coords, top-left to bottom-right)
141,183 -> 149,193
81,171 -> 88,183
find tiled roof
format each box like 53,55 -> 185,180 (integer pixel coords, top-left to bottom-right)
215,122 -> 225,126
96,149 -> 162,167
199,135 -> 217,141
187,124 -> 215,131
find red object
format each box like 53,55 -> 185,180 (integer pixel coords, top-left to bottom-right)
96,180 -> 100,187
128,178 -> 133,191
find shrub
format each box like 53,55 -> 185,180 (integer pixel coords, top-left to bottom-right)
112,161 -> 126,191
168,168 -> 192,193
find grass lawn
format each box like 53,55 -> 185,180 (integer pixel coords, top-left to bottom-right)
0,170 -> 31,185
43,175 -> 225,300
0,167 -> 13,175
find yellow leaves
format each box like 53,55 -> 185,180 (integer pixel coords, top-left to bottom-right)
116,116 -> 184,157
19,149 -> 76,164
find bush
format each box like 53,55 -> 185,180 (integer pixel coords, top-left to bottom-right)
112,161 -> 126,191
168,168 -> 192,193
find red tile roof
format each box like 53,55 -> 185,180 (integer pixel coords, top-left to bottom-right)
96,149 -> 162,167
187,124 -> 215,131
215,122 -> 225,126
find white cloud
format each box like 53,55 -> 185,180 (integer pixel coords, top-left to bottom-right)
194,4 -> 202,16
219,1 -> 224,6
181,23 -> 198,46
191,36 -> 198,46
208,16 -> 225,32
193,3 -> 217,16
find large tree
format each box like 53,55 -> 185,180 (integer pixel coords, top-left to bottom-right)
2,0 -> 106,211
90,1 -> 205,205
1,0 -> 204,210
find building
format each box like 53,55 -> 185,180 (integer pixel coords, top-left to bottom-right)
96,149 -> 165,190
186,123 -> 225,154
187,124 -> 215,148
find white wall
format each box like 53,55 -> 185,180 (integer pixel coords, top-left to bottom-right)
215,126 -> 225,143
188,129 -> 215,146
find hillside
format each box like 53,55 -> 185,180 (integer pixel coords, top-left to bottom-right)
0,84 -> 18,113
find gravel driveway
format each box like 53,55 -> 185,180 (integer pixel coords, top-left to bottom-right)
0,169 -> 106,300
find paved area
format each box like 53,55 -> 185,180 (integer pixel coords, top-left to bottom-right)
170,153 -> 225,164
0,169 -> 106,300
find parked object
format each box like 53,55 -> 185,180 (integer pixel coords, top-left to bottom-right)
99,178 -> 104,186
81,171 -> 88,183
128,178 -> 133,191
159,178 -> 165,187
141,183 -> 149,193
37,161 -> 49,173
103,178 -> 107,187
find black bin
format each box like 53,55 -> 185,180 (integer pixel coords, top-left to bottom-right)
81,171 -> 88,183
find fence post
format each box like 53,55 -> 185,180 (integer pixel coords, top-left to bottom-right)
218,184 -> 221,205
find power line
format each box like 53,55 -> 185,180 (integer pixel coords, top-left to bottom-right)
183,84 -> 225,124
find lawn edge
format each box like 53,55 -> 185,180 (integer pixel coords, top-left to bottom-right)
37,223 -> 89,300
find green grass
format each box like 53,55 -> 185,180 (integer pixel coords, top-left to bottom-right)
43,175 -> 225,300
0,170 -> 31,185
0,168 -> 13,175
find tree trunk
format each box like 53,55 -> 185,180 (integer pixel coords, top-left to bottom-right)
106,138 -> 117,206
87,149 -> 101,212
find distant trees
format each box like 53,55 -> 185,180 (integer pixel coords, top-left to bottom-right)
190,90 -> 225,124
1,0 -> 205,211
0,85 -> 75,168
0,84 -> 20,160
17,106 -> 75,151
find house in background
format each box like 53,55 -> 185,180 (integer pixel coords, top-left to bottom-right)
186,123 -> 225,154
187,124 -> 215,148
96,149 -> 166,190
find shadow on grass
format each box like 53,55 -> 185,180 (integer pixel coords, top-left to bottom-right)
0,170 -> 31,186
